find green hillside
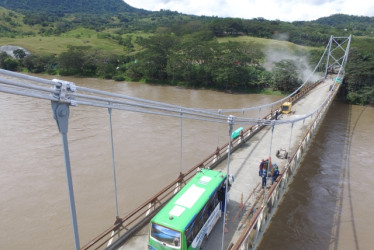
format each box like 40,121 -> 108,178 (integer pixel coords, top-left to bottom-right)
0,2 -> 373,105
315,14 -> 374,36
0,0 -> 147,14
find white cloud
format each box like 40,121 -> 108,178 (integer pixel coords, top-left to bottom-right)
124,0 -> 374,21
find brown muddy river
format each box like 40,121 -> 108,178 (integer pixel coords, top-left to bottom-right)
258,102 -> 374,250
1,75 -> 372,249
0,75 -> 278,249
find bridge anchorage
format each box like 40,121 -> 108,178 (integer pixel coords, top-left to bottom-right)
0,35 -> 351,250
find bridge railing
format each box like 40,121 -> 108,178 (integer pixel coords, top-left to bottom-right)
82,79 -> 324,250
82,110 -> 276,250
231,80 -> 340,250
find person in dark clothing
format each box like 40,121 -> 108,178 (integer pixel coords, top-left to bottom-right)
262,169 -> 267,188
275,110 -> 279,120
272,164 -> 280,184
259,159 -> 265,176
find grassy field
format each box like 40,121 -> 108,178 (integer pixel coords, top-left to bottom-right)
1,31 -> 319,56
218,36 -> 313,48
0,29 -> 125,54
217,36 -> 321,52
0,27 -> 155,55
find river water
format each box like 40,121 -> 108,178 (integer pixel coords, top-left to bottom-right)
0,75 -> 277,249
1,76 -> 373,250
258,101 -> 374,250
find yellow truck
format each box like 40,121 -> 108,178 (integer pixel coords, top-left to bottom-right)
281,102 -> 292,114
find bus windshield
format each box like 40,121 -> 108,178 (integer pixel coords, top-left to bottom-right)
150,223 -> 181,247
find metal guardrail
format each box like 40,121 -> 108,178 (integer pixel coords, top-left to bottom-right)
81,110 -> 275,250
82,79 -> 324,250
231,80 -> 340,250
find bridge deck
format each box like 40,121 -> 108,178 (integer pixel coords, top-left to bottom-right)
118,77 -> 335,249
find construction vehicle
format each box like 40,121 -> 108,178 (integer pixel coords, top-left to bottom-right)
281,102 -> 292,114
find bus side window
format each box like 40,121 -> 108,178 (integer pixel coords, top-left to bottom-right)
208,202 -> 213,215
186,207 -> 206,248
193,222 -> 199,238
197,209 -> 205,230
203,204 -> 210,222
213,192 -> 219,207
208,192 -> 217,215
185,218 -> 197,248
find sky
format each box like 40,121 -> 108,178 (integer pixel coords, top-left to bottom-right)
124,0 -> 374,22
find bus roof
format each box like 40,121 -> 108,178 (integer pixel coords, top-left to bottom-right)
151,169 -> 226,232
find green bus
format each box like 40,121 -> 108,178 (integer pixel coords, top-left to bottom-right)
148,169 -> 228,250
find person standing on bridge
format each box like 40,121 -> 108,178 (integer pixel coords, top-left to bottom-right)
272,164 -> 280,184
262,169 -> 267,188
259,159 -> 265,176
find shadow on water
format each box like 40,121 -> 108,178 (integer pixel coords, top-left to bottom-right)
330,104 -> 366,250
257,100 -> 362,250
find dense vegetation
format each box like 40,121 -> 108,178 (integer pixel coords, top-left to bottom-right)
0,0 -> 373,104
0,0 -> 144,14
343,38 -> 374,105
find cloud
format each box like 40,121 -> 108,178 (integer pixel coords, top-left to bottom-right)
124,0 -> 374,21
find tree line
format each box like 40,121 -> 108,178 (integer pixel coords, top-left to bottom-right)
0,2 -> 373,104
3,33 -> 371,104
1,32 -> 321,95
342,38 -> 374,105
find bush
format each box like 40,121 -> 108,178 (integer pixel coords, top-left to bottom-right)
23,54 -> 57,73
0,52 -> 18,71
3,57 -> 19,71
113,75 -> 125,81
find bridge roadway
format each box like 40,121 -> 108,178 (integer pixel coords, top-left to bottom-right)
118,77 -> 335,249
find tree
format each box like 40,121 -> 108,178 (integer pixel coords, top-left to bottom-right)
0,52 -> 18,71
0,52 -> 9,68
23,55 -> 44,73
343,43 -> 374,105
133,34 -> 179,81
23,54 -> 56,73
207,41 -> 257,91
3,58 -> 19,71
57,46 -> 88,75
96,54 -> 120,79
272,60 -> 302,92
13,49 -> 27,60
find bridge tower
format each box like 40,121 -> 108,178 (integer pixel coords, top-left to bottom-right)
324,35 -> 352,78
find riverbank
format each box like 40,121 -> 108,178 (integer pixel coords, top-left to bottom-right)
26,71 -> 286,97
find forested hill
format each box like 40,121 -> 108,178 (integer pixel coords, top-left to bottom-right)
0,0 -> 147,14
314,14 -> 374,35
0,1 -> 373,105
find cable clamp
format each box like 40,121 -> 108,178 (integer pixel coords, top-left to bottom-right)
52,79 -> 77,106
227,115 -> 235,125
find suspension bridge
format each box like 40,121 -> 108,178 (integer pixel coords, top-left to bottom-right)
0,35 -> 351,250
